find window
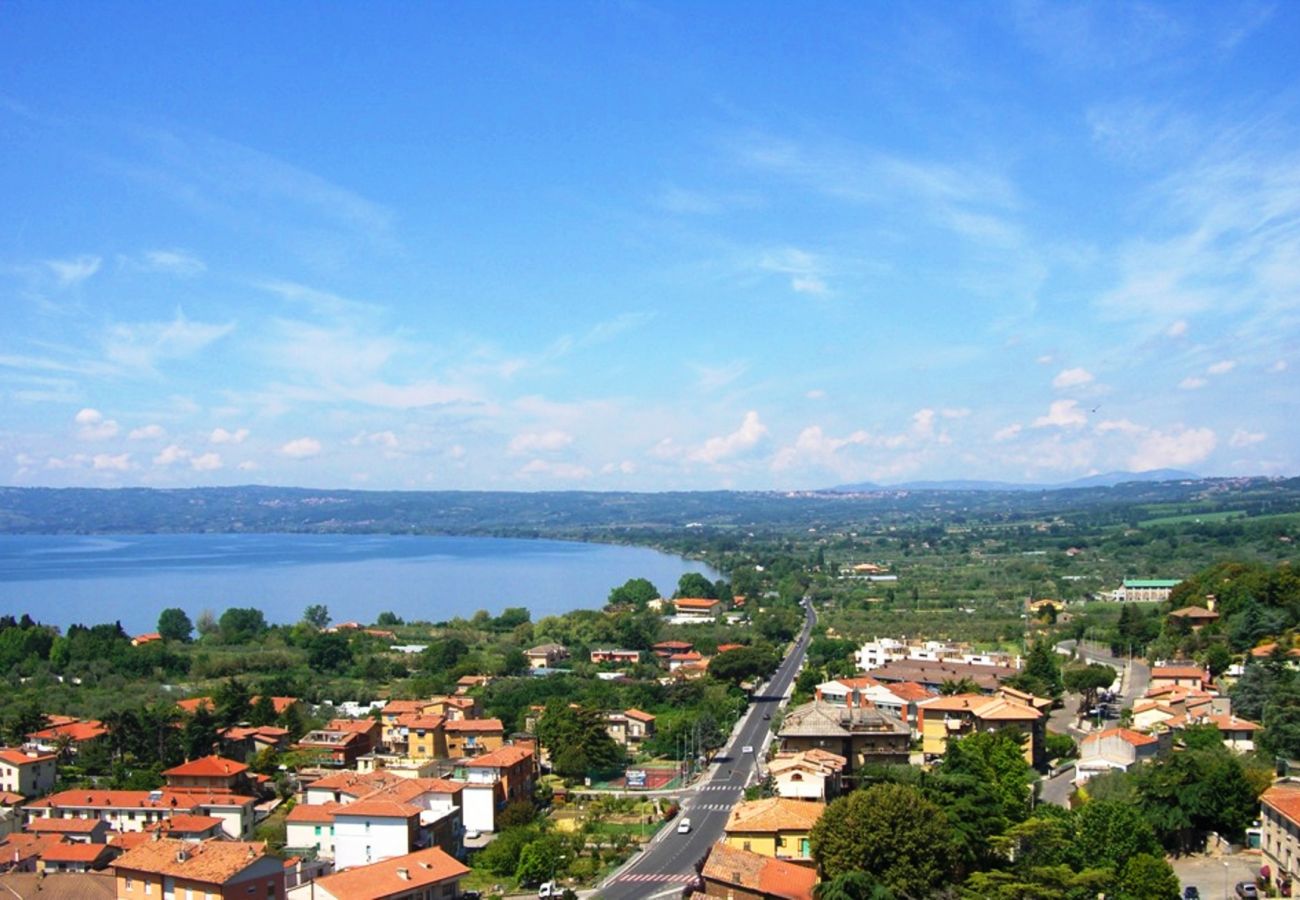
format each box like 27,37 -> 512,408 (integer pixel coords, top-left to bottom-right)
125,877 -> 134,892
145,881 -> 152,895
314,826 -> 321,836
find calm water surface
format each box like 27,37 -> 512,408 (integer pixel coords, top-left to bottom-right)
0,534 -> 716,633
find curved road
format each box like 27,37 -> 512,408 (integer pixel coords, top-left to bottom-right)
599,601 -> 817,900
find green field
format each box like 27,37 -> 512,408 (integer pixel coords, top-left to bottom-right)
1138,509 -> 1246,527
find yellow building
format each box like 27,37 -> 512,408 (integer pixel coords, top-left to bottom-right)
722,797 -> 825,862
444,718 -> 505,757
917,694 -> 1044,766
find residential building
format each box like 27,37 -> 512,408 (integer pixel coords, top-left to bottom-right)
26,719 -> 108,756
917,694 -> 1045,767
332,800 -> 421,869
0,872 -> 115,899
443,719 -> 504,758
668,651 -> 706,672
1112,579 -> 1182,603
387,715 -> 448,760
652,640 -> 693,659
672,597 -> 723,620
303,771 -> 407,806
130,633 -> 162,647
148,815 -> 226,842
589,648 -> 641,665
866,659 -> 1018,693
38,841 -> 117,873
1262,782 -> 1300,895
0,749 -> 56,798
286,802 -> 342,858
112,838 -> 285,900
723,798 -> 823,862
25,789 -> 257,840
219,725 -> 290,758
162,755 -> 251,794
524,643 -> 568,670
1149,665 -> 1211,692
1168,606 -> 1219,631
1074,728 -> 1166,784
297,720 -> 379,768
855,637 -> 1020,672
768,749 -> 846,801
777,699 -> 909,779
289,846 -> 468,900
458,745 -> 536,834
694,841 -> 818,900
624,709 -> 655,744
1168,711 -> 1260,753
24,816 -> 112,843
814,677 -> 931,732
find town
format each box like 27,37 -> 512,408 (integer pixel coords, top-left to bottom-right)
2,552 -> 1300,900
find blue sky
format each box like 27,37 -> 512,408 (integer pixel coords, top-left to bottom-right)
2,2 -> 1297,491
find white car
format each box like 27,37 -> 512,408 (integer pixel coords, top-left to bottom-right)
677,817 -> 692,834
742,745 -> 754,754
537,882 -> 558,898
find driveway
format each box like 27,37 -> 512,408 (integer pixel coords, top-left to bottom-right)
1170,852 -> 1263,899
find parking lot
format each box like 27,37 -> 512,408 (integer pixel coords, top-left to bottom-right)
1170,852 -> 1264,898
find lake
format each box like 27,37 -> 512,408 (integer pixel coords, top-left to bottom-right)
0,533 -> 717,634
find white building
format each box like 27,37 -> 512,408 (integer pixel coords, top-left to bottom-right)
0,748 -> 56,798
854,638 -> 1020,673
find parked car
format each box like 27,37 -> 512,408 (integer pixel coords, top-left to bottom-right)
1182,887 -> 1199,899
538,882 -> 559,898
1237,881 -> 1260,899
742,745 -> 754,754
678,817 -> 692,834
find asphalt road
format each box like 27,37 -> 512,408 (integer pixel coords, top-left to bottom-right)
597,601 -> 817,900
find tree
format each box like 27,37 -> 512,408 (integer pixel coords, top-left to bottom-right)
249,694 -> 279,727
941,730 -> 1036,824
375,611 -> 404,626
307,631 -> 353,673
811,783 -> 953,897
1117,853 -> 1180,900
157,608 -> 193,643
1064,663 -> 1116,714
939,677 -> 981,695
515,833 -> 568,886
302,604 -> 331,630
675,572 -> 716,599
182,704 -> 218,760
536,703 -> 625,780
1262,680 -> 1300,760
213,678 -> 253,728
606,577 -> 659,609
814,871 -> 895,900
217,607 -> 267,644
499,648 -> 529,676
1071,799 -> 1161,873
1007,638 -> 1063,699
422,637 -> 469,672
708,646 -> 780,687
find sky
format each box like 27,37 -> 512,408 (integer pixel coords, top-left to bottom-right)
1,2 -> 1297,492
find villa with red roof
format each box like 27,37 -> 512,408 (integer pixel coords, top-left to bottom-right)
304,846 -> 469,900
113,838 -> 284,900
24,788 -> 257,840
1075,728 -> 1167,784
162,755 -> 251,794
26,719 -> 107,755
673,597 -> 723,620
0,748 -> 56,798
695,841 -> 817,900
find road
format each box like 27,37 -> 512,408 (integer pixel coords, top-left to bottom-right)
598,601 -> 817,900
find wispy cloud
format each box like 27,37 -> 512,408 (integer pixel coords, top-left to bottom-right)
210,427 -> 249,444
508,430 -> 574,455
128,424 -> 166,440
103,310 -> 235,373
45,255 -> 102,286
1033,400 -> 1088,429
119,249 -> 206,277
689,411 -> 769,464
280,437 -> 322,459
1052,367 -> 1094,389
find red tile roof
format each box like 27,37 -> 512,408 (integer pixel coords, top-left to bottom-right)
39,842 -> 112,863
674,597 -> 721,609
0,748 -> 56,767
444,718 -> 504,733
114,838 -> 271,883
333,799 -> 421,819
1264,784 -> 1300,828
312,847 -> 469,900
467,745 -> 534,769
1081,727 -> 1158,747
163,754 -> 249,779
701,842 -> 817,900
27,720 -> 107,743
24,818 -> 104,834
624,708 -> 656,722
287,802 -> 343,824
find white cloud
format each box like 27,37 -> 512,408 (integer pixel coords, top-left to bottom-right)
1207,359 -> 1236,375
1166,320 -> 1189,337
92,453 -> 130,471
941,408 -> 971,419
153,445 -> 189,466
1230,429 -> 1266,448
910,408 -> 937,439
690,411 -> 769,464
1052,367 -> 1095,389
600,460 -> 638,475
1036,355 -> 1054,365
805,389 -> 826,400
759,247 -> 829,295
1128,426 -> 1216,471
518,459 -> 591,480
1179,376 -> 1207,390
353,430 -> 399,449
993,423 -> 1023,442
771,425 -> 869,472
210,427 -> 250,444
281,437 -> 322,459
75,408 -> 120,441
128,424 -> 166,440
791,276 -> 828,295
1095,418 -> 1145,435
1272,360 -> 1288,373
1032,400 -> 1087,429
190,452 -> 223,472
104,311 -> 235,372
142,249 -> 205,276
46,255 -> 101,286
509,430 -> 574,455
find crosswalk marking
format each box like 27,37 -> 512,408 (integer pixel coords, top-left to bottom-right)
616,873 -> 696,883
684,802 -> 734,812
699,784 -> 735,792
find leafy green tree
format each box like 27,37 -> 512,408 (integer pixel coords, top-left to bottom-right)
182,704 -> 219,760
536,702 -> 624,780
1071,799 -> 1161,872
375,611 -> 404,626
249,694 -> 279,727
811,783 -> 953,897
1203,642 -> 1234,679
499,648 -> 529,676
422,637 -> 468,672
217,607 -> 267,644
1008,638 -> 1064,699
606,578 -> 659,609
813,871 -> 895,900
492,607 -> 531,631
515,833 -> 568,886
1132,749 -> 1259,852
213,677 -> 253,728
475,826 -> 539,876
306,631 -> 353,673
1064,663 -> 1116,713
1117,852 -> 1180,900
1262,680 -> 1300,760
675,572 -> 716,599
302,604 -> 331,630
708,645 -> 779,687
941,729 -> 1036,824
939,677 -> 981,695
157,608 -> 193,643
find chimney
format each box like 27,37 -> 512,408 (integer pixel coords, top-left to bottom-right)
1206,594 -> 1217,613
396,867 -> 410,881
176,849 -> 188,862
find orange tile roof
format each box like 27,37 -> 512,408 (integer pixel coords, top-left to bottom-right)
25,789 -> 254,812
624,708 -> 656,722
107,832 -> 152,851
382,700 -> 427,715
163,754 -> 249,779
333,799 -> 421,819
467,745 -> 534,768
1081,727 -> 1158,748
176,697 -> 214,714
395,714 -> 446,730
1151,665 -> 1207,679
888,681 -> 933,701
1265,784 -> 1300,828
132,632 -> 163,644
674,597 -> 721,609
40,842 -> 112,863
153,814 -> 225,834
327,718 -> 378,734
24,818 -> 104,834
716,643 -> 746,653
114,838 -> 270,884
444,718 -> 504,733
724,797 -> 825,833
701,841 -> 817,900
918,693 -> 1041,721
306,770 -> 405,795
0,790 -> 27,805
287,802 -> 343,824
0,748 -> 56,767
27,720 -> 107,743
313,847 -> 469,900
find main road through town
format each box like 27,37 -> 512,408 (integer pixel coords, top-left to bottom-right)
597,600 -> 817,900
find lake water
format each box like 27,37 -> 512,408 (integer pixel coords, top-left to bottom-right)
0,534 -> 717,633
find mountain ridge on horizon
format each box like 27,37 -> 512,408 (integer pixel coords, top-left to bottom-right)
828,468 -> 1203,493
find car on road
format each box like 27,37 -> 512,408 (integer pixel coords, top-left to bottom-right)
677,817 -> 692,834
1181,888 -> 1198,900
537,882 -> 558,898
742,745 -> 754,754
1237,882 -> 1259,899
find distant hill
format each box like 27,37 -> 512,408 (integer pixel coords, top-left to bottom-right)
831,469 -> 1201,493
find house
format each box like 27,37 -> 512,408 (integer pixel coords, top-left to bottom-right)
1168,711 -> 1260,753
1112,579 -> 1181,603
624,709 -> 656,744
723,797 -> 825,861
1262,782 -> 1300,895
332,800 -> 422,869
290,846 -> 469,900
219,725 -> 291,758
917,694 -> 1045,767
777,699 -> 909,779
768,749 -> 846,802
24,789 -> 257,840
298,720 -> 379,768
1168,606 -> 1219,631
286,802 -> 343,859
422,696 -> 477,721
855,637 -> 1020,672
672,597 -> 723,620
24,816 -> 113,844
0,872 -> 115,899
459,745 -> 536,834
652,640 -> 693,659
38,841 -> 117,873
130,633 -> 162,647
443,719 -> 504,758
694,841 -> 818,900
0,749 -> 56,798
524,643 -> 569,670
112,838 -> 285,899
454,675 -> 493,694
26,719 -> 108,755
162,755 -> 251,794
866,659 -> 1018,693
1074,728 -> 1166,784
815,677 -> 932,733
589,648 -> 642,665
1149,664 -> 1211,692
147,814 -> 226,842
302,771 -> 407,807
